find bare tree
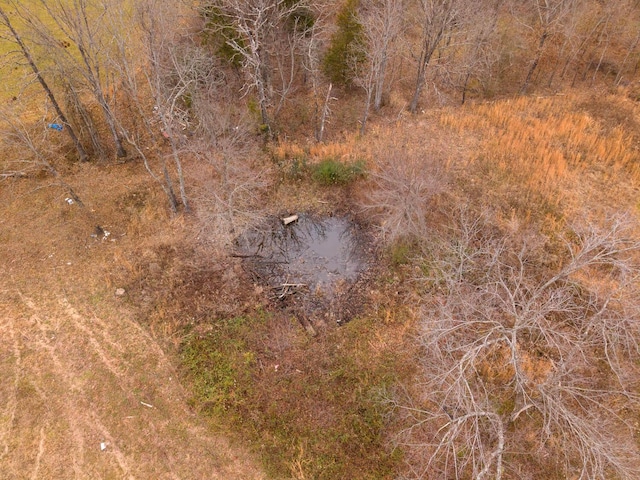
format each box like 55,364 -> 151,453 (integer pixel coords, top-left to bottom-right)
0,106 -> 85,205
0,4 -> 88,162
391,211 -> 640,479
457,0 -> 503,103
586,0 -> 640,86
144,42 -> 200,214
409,0 -> 462,113
60,76 -> 107,159
316,82 -> 334,142
518,0 -> 578,94
360,146 -> 447,241
94,0 -> 175,211
543,0 -> 593,87
3,0 -> 129,158
19,0 -> 130,157
356,0 -> 403,134
188,79 -> 271,241
615,29 -> 640,86
203,0 -> 308,137
543,0 -> 594,88
296,6 -> 335,141
119,0 -> 216,213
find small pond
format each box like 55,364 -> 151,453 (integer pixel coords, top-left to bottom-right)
234,213 -> 374,326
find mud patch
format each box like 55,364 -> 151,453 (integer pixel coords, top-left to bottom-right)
234,213 -> 375,326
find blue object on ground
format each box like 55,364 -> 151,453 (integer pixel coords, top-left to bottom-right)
48,123 -> 64,131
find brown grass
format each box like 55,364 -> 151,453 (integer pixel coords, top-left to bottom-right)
2,84 -> 640,480
0,160 -> 265,479
440,91 -> 640,217
273,87 -> 640,237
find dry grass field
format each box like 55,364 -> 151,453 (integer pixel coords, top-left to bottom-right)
0,161 -> 265,479
1,83 -> 640,479
241,87 -> 640,477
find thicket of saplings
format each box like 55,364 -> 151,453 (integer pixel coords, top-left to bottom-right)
2,0 -> 640,478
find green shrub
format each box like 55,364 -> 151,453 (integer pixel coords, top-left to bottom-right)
312,158 -> 366,185
389,240 -> 414,267
322,0 -> 365,86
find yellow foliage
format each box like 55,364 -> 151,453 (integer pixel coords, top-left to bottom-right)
307,140 -> 358,162
271,141 -> 307,161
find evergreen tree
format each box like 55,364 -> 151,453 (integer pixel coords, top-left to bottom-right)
323,0 -> 365,86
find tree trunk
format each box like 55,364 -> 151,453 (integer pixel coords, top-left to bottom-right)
63,81 -> 105,158
167,135 -> 190,213
615,31 -> 640,85
316,83 -> 332,143
560,17 -> 606,82
94,88 -> 128,158
410,35 -> 440,113
373,55 -> 388,111
409,59 -> 427,113
521,31 -> 549,94
160,158 -> 179,213
121,129 -> 179,213
591,32 -> 611,85
76,40 -> 128,158
360,85 -> 373,136
255,52 -> 272,137
461,71 -> 471,104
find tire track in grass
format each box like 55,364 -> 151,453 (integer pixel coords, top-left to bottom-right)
30,381 -> 87,479
0,312 -> 21,461
59,297 -> 130,380
7,288 -> 264,479
24,298 -> 202,480
22,292 -> 134,479
29,425 -> 46,480
87,411 -> 136,480
61,297 -> 188,480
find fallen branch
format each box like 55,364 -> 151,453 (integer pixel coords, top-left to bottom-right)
272,283 -> 308,300
272,283 -> 307,289
230,253 -> 263,258
0,171 -> 27,178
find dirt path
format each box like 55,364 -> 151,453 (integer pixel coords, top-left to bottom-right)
0,282 -> 264,479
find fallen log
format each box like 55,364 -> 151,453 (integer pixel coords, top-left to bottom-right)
282,214 -> 298,225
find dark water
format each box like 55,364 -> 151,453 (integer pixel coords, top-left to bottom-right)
235,214 -> 369,303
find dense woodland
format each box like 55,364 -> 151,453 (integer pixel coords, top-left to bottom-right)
2,0 -> 640,479
1,0 -> 639,174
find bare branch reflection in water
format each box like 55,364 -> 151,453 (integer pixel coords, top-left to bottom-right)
235,214 -> 372,324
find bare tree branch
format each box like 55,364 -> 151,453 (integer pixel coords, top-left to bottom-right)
391,211 -> 640,478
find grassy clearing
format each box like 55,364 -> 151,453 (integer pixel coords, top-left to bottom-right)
180,309 -> 412,479
439,91 -> 640,218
